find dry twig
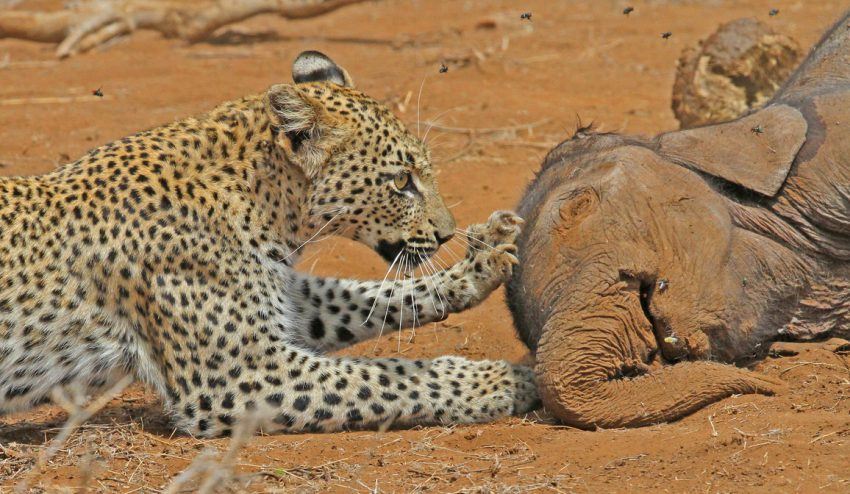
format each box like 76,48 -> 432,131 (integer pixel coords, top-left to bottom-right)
780,361 -> 841,376
0,0 -> 370,58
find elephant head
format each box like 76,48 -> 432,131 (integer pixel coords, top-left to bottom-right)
508,10 -> 850,429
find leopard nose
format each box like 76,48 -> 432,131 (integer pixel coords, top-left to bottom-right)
436,232 -> 454,245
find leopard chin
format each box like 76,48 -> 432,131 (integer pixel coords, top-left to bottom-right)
375,239 -> 407,264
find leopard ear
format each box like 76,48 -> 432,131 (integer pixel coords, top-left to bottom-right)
292,50 -> 355,88
266,84 -> 347,178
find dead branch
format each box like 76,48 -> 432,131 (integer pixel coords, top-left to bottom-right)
0,94 -> 111,106
0,0 -> 370,59
779,361 -> 842,376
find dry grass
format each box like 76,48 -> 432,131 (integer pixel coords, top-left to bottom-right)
1,387 -> 568,493
13,376 -> 133,493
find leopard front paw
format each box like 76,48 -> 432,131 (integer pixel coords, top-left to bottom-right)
463,210 -> 523,257
457,211 -> 523,296
508,364 -> 541,415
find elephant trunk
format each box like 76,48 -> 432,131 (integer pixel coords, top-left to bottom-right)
533,288 -> 784,429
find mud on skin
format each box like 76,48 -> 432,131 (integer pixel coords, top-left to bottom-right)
508,10 -> 850,429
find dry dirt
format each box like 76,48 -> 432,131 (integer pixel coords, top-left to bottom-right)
2,0 -> 850,492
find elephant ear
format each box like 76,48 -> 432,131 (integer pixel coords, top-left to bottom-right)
656,104 -> 807,196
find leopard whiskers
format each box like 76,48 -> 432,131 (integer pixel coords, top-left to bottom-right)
429,252 -> 454,310
302,227 -> 347,273
417,253 -> 444,318
405,255 -> 417,324
422,255 -> 448,317
416,75 -> 427,138
422,107 -> 459,145
431,249 -> 452,273
410,256 -> 422,329
375,253 -> 402,346
440,242 -> 462,264
455,228 -> 497,251
414,254 -> 434,312
282,206 -> 348,262
417,252 -> 448,313
451,231 -> 479,255
422,134 -> 446,149
362,250 -> 403,327
397,254 -> 406,342
398,254 -> 420,346
399,254 -> 415,352
303,206 -> 351,243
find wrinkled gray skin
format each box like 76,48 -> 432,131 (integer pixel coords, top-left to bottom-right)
508,11 -> 850,429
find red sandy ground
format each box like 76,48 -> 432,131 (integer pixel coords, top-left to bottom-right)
1,1 -> 849,492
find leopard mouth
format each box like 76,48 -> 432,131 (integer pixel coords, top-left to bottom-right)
375,240 -> 436,268
405,246 -> 438,267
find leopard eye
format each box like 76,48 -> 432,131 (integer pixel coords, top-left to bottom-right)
393,171 -> 412,191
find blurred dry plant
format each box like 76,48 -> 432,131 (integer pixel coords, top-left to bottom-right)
13,375 -> 133,493
0,0 -> 369,58
163,406 -> 270,494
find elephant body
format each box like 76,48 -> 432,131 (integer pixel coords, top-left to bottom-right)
508,10 -> 850,429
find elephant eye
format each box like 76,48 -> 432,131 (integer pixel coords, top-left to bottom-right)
558,188 -> 598,224
393,171 -> 414,192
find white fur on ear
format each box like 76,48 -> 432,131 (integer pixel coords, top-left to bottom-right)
292,51 -> 354,88
268,85 -> 319,137
266,84 -> 348,178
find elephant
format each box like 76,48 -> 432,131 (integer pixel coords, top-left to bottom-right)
507,10 -> 850,429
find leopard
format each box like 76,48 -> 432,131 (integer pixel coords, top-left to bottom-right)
0,51 -> 539,436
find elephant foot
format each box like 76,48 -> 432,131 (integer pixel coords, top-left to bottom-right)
768,337 -> 850,357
